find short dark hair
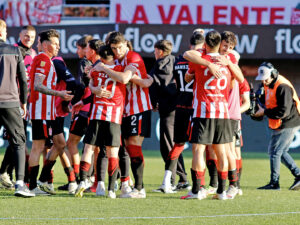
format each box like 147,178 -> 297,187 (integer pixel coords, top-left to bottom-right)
76,35 -> 93,48
21,25 -> 36,32
98,45 -> 114,60
221,31 -> 237,47
190,32 -> 204,46
106,31 -> 127,45
39,29 -> 60,44
205,30 -> 221,49
154,40 -> 173,55
88,39 -> 104,54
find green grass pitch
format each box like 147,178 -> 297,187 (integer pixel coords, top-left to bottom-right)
0,149 -> 300,225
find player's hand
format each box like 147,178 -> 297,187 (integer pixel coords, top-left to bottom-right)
59,90 -> 74,101
125,64 -> 137,75
95,86 -> 112,98
185,73 -> 194,83
72,100 -> 83,117
91,62 -> 106,72
208,62 -> 222,79
253,104 -> 264,117
213,55 -> 230,66
20,103 -> 27,119
84,65 -> 93,75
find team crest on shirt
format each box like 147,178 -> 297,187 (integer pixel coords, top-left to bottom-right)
40,61 -> 46,67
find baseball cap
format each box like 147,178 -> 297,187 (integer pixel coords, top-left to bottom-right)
256,65 -> 273,81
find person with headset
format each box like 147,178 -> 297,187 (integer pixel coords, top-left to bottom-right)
253,62 -> 300,190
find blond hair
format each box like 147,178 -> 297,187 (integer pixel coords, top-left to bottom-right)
0,20 -> 6,30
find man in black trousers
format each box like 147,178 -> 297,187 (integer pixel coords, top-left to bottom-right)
0,19 -> 34,197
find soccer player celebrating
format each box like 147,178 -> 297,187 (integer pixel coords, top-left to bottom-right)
93,31 -> 153,198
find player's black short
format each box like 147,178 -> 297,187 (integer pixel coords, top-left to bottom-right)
83,120 -> 121,147
121,110 -> 151,139
31,119 -> 61,140
55,117 -> 65,135
174,107 -> 193,143
70,114 -> 89,137
189,118 -> 233,144
230,119 -> 242,147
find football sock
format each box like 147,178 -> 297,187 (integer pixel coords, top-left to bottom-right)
29,165 -> 39,190
39,160 -> 56,183
24,154 -> 30,183
127,145 -> 144,191
217,171 -> 228,194
96,149 -> 108,182
108,157 -> 119,191
79,161 -> 91,182
73,164 -> 80,181
206,159 -> 218,188
165,144 -> 185,171
236,159 -> 242,188
119,145 -> 130,181
228,169 -> 238,187
191,168 -> 205,194
64,166 -> 76,183
162,170 -> 172,186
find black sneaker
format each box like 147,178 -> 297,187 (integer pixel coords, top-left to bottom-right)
58,183 -> 69,191
257,182 -> 280,190
175,182 -> 192,191
289,176 -> 300,190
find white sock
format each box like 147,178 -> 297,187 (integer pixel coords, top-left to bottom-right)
16,180 -> 24,186
162,170 -> 172,187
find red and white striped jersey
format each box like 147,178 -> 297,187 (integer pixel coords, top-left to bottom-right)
191,53 -> 232,119
89,64 -> 126,124
116,50 -> 152,117
29,52 -> 57,120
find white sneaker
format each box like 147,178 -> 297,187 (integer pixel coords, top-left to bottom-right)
238,188 -> 243,196
68,182 -> 78,195
96,182 -> 106,196
121,188 -> 146,198
207,186 -> 217,195
0,173 -> 14,189
15,184 -> 35,197
212,191 -> 228,200
107,190 -> 116,199
226,185 -> 238,199
31,186 -> 50,196
163,185 -> 177,194
38,181 -> 55,195
152,185 -> 164,193
181,188 -> 206,200
75,181 -> 87,198
119,185 -> 132,198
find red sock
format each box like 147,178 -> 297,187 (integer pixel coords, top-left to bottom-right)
108,158 -> 119,176
73,164 -> 80,174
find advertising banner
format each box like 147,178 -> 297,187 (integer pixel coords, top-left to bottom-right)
110,0 -> 300,25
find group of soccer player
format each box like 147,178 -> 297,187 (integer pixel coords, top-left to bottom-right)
0,25 -> 250,200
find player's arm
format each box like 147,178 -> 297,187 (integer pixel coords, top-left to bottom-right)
130,74 -> 153,88
215,55 -> 244,83
34,74 -> 73,101
183,50 -> 222,78
184,71 -> 195,83
240,91 -> 250,113
92,62 -> 132,84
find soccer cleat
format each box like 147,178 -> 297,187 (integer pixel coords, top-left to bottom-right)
152,185 -> 164,193
212,191 -> 228,200
207,186 -> 217,195
75,181 -> 87,197
38,181 -> 56,195
68,182 -> 78,195
31,186 -> 50,196
58,183 -> 69,191
96,182 -> 106,196
237,188 -> 243,196
14,184 -> 35,197
163,185 -> 177,194
175,182 -> 192,191
124,188 -> 146,199
289,176 -> 300,190
226,185 -> 238,199
107,190 -> 116,199
119,185 -> 132,198
0,173 -> 14,189
257,182 -> 280,190
181,188 -> 206,200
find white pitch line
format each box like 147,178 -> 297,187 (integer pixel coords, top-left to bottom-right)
1,211 -> 300,221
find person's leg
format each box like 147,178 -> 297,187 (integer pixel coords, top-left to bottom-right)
206,145 -> 218,192
66,133 -> 81,179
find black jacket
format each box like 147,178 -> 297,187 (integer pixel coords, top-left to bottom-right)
0,39 -> 27,108
263,76 -> 300,129
149,54 -> 177,115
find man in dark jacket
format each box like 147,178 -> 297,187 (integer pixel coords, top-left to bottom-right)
150,40 -> 188,192
0,19 -> 34,197
253,62 -> 300,190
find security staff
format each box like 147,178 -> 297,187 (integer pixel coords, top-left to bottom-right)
253,62 -> 300,190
